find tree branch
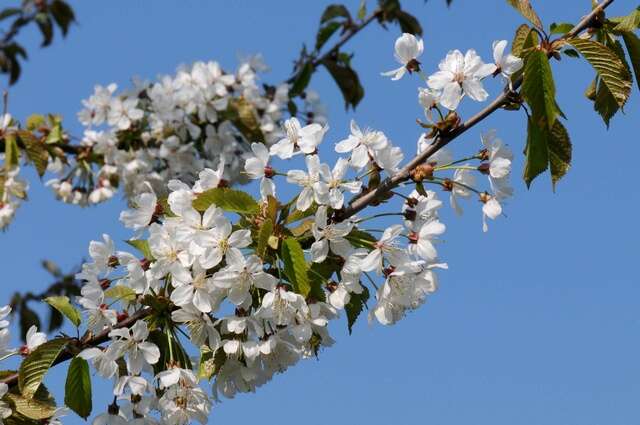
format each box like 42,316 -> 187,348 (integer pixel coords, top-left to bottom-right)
336,0 -> 615,222
0,0 -> 616,388
0,308 -> 152,386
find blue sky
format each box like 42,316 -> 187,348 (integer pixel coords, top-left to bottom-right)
1,1 -> 639,424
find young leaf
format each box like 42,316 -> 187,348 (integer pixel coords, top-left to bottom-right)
357,0 -> 367,20
320,4 -> 351,23
125,239 -> 154,260
50,0 -> 76,36
506,0 -> 543,29
4,133 -> 19,171
104,285 -> 137,302
522,49 -> 558,130
17,131 -> 48,177
44,296 -> 81,327
344,229 -> 377,249
19,338 -> 69,398
621,31 -> 640,90
395,10 -> 423,36
612,8 -> 640,32
256,219 -> 274,259
289,61 -> 315,97
511,24 -> 538,59
594,79 -> 620,127
321,55 -> 365,109
6,390 -> 57,420
225,98 -> 265,143
569,38 -> 632,108
64,357 -> 92,419
523,116 -> 548,187
345,286 -> 370,334
315,22 -> 342,51
35,13 -> 54,47
549,22 -> 574,35
281,238 -> 311,297
192,188 -> 259,214
548,120 -> 572,190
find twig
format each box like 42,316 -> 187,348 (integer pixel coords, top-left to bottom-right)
335,0 -> 615,222
0,308 -> 152,386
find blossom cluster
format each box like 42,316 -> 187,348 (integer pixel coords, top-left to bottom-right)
45,55 -> 326,208
0,32 -> 520,425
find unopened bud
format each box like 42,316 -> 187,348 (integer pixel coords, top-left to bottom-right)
140,258 -> 151,271
403,209 -> 417,221
406,197 -> 419,208
406,58 -> 421,74
383,266 -> 396,277
107,256 -> 119,268
479,191 -> 492,203
477,163 -> 491,175
409,163 -> 434,183
264,166 -> 275,178
99,279 -> 111,290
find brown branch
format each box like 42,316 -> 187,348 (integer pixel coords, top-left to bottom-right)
336,0 -> 615,222
0,308 -> 152,386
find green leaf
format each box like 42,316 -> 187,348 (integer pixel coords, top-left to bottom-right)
357,0 -> 367,20
344,229 -> 376,249
506,0 -> 543,29
19,338 -> 69,398
225,98 -> 264,143
320,4 -> 351,23
523,116 -> 548,187
148,330 -> 192,373
569,38 -> 632,108
594,78 -> 620,127
4,133 -> 19,171
44,296 -> 81,327
18,305 -> 40,342
284,202 -> 317,224
511,24 -> 532,57
198,346 -> 225,380
523,116 -> 572,188
612,8 -> 640,32
315,22 -> 342,51
621,31 -> 640,91
563,48 -> 580,58
548,120 -> 572,190
17,131 -> 48,177
44,120 -> 63,145
345,286 -> 370,334
64,357 -> 92,419
125,239 -> 154,260
321,55 -> 364,109
256,219 -> 274,259
50,0 -> 75,36
6,391 -> 57,420
289,61 -> 315,97
0,8 -> 21,21
549,22 -> 574,35
104,285 -> 137,302
35,13 -> 54,47
281,238 -> 311,297
193,187 -> 259,214
395,10 -> 423,36
25,114 -> 45,131
522,49 -> 558,130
